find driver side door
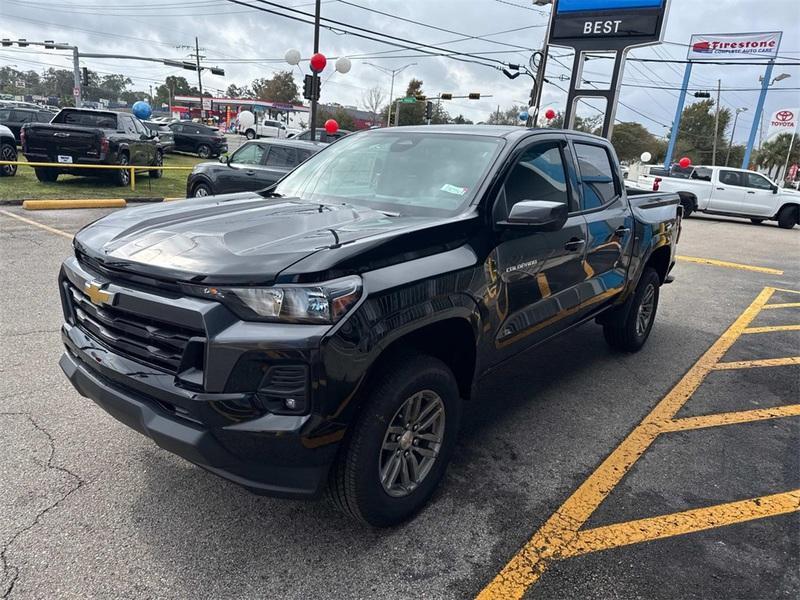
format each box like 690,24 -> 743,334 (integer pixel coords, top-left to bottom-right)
483,136 -> 588,364
742,172 -> 779,217
216,142 -> 268,193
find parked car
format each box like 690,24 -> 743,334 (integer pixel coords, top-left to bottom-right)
0,124 -> 17,176
0,106 -> 53,142
21,108 -> 162,186
169,121 -> 227,158
640,165 -> 799,228
186,138 -> 322,197
143,120 -> 175,153
57,126 -> 681,527
241,118 -> 287,140
292,127 -> 351,143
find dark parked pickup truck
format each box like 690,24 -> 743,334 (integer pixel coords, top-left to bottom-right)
58,126 -> 681,526
22,108 -> 162,186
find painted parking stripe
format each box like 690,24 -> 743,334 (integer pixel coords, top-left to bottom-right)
742,324 -> 800,334
762,303 -> 800,310
0,209 -> 73,239
661,405 -> 800,433
676,255 -> 784,275
714,357 -> 800,370
476,287 -> 798,600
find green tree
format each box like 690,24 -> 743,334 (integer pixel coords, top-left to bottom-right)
318,105 -> 356,131
756,133 -> 800,179
383,79 -> 427,126
452,114 -> 473,125
154,76 -> 194,107
610,122 -> 659,162
542,111 -> 602,134
225,83 -> 251,98
487,105 -> 525,125
251,71 -> 299,103
40,68 -> 77,104
0,67 -> 42,96
668,99 -> 731,166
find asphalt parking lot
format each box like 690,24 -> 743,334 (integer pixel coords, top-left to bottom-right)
1,207 -> 798,599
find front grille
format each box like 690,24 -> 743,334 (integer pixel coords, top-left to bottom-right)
67,282 -> 205,375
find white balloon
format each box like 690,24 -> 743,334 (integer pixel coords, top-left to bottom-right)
640,151 -> 652,163
238,110 -> 255,129
335,56 -> 352,74
285,49 -> 301,66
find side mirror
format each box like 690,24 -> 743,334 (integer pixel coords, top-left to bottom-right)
771,184 -> 779,194
500,200 -> 568,231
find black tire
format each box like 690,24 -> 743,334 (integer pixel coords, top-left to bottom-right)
115,153 -> 130,186
603,267 -> 660,353
245,129 -> 256,140
34,167 -> 58,182
0,142 -> 16,176
192,182 -> 212,197
777,205 -> 798,229
750,218 -> 764,225
327,355 -> 462,527
197,144 -> 211,159
149,151 -> 163,179
679,196 -> 694,218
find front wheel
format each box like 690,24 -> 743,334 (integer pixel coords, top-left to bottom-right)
327,355 -> 462,527
0,142 -> 16,176
777,205 -> 798,229
603,267 -> 661,352
196,144 -> 211,159
115,153 -> 130,186
245,129 -> 256,140
192,182 -> 212,197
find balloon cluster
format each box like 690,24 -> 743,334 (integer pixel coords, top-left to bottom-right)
285,49 -> 351,74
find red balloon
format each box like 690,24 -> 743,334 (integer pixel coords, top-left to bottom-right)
545,108 -> 556,120
324,119 -> 339,134
678,157 -> 691,169
309,53 -> 327,73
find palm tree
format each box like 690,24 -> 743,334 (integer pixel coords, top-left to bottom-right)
756,133 -> 799,179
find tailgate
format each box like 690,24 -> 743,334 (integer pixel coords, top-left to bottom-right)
24,124 -> 104,161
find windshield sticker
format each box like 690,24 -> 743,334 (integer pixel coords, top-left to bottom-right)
440,184 -> 468,196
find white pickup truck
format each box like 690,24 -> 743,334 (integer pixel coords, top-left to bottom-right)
634,165 -> 799,229
242,118 -> 287,140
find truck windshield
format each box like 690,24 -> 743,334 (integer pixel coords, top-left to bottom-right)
271,131 -> 503,217
52,110 -> 118,129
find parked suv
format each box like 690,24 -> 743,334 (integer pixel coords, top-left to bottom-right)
0,106 -> 53,142
169,121 -> 227,157
58,126 -> 681,527
186,138 -> 322,197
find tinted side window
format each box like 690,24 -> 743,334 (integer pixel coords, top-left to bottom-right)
692,167 -> 712,181
170,123 -> 183,132
296,131 -> 310,141
0,109 -> 11,121
503,142 -> 569,213
719,170 -> 742,186
231,143 -> 266,165
265,145 -> 298,168
574,143 -> 617,210
746,173 -> 773,190
37,112 -> 52,123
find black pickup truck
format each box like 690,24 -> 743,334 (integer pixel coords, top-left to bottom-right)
22,108 -> 162,186
58,126 -> 681,526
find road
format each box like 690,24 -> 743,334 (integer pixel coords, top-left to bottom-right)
1,206 -> 797,599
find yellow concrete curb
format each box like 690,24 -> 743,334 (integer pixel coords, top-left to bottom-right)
163,197 -> 185,202
22,199 -> 127,210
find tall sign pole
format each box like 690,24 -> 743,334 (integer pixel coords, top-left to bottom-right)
72,46 -> 82,108
743,60 -> 775,169
663,61 -> 692,169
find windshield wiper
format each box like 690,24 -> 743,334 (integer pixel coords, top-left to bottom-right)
259,190 -> 283,198
377,209 -> 400,217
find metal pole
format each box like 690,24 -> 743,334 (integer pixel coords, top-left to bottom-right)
309,0 -> 322,141
529,4 -> 555,126
779,130 -> 797,185
195,37 -> 204,120
72,47 -> 81,108
394,99 -> 401,126
743,60 -> 774,169
711,79 -> 721,166
387,71 -> 395,127
664,61 -> 692,169
725,109 -> 741,167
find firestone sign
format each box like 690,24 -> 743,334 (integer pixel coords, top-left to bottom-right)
687,32 -> 782,61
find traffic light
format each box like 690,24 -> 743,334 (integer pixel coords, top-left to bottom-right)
415,95 -> 426,102
302,75 -> 320,101
0,40 -> 11,47
210,67 -> 225,76
439,93 -> 452,100
425,101 -> 433,121
17,39 -> 28,47
44,40 -> 55,49
468,92 -> 481,100
694,91 -> 711,98
81,67 -> 90,87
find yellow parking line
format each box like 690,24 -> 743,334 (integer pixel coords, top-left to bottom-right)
0,209 -> 73,239
714,357 -> 800,370
661,405 -> 800,433
476,287 -> 776,600
742,325 -> 800,334
562,490 -> 800,558
676,255 -> 783,275
762,303 -> 800,310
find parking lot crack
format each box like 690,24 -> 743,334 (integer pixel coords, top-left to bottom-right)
0,413 -> 87,599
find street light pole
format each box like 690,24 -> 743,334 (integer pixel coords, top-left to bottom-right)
711,79 -> 721,166
364,62 -> 416,127
725,107 -> 747,166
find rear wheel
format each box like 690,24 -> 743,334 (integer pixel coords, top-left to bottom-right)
327,355 -> 462,527
0,142 -> 16,176
115,153 -> 130,186
197,144 -> 211,159
777,205 -> 798,229
603,267 -> 660,352
149,151 -> 163,179
34,167 -> 58,182
245,129 -> 256,140
750,218 -> 764,225
192,182 -> 212,197
679,195 -> 694,218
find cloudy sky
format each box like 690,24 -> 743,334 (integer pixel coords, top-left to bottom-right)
1,0 -> 798,142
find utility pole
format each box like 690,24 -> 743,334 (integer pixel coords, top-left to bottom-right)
71,47 -> 81,107
725,107 -> 747,166
530,1 -> 555,125
195,37 -> 204,120
309,0 -> 322,141
711,79 -> 721,166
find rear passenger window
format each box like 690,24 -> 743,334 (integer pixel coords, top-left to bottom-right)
266,146 -> 298,168
574,143 -> 618,210
719,170 -> 742,186
692,167 -> 712,181
502,141 -> 569,213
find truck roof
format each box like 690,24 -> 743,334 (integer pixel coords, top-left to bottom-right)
364,124 -> 608,143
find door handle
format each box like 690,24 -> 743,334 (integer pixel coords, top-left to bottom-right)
614,226 -> 631,236
747,191 -> 755,194
564,238 -> 585,252
245,170 -> 255,175
716,187 -> 725,190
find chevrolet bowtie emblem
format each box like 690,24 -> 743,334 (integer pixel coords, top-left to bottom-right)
84,280 -> 115,306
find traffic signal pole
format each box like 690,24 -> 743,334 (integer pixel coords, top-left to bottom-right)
309,0 -> 322,142
72,47 -> 82,107
664,61 -> 693,169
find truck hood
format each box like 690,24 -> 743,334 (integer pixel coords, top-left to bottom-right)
74,192 -> 445,284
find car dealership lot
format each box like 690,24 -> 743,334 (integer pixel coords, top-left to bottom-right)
1,208 -> 797,599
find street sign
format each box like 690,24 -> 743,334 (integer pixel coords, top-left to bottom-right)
687,32 -> 782,61
400,97 -> 417,103
202,98 -> 212,111
72,86 -> 80,97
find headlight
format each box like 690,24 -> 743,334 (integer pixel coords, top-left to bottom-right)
198,275 -> 362,323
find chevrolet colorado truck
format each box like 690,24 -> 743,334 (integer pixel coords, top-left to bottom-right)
58,126 -> 681,526
22,108 -> 161,186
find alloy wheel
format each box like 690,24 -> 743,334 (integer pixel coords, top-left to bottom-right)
636,283 -> 656,337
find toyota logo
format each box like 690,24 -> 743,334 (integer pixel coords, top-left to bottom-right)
776,110 -> 794,122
